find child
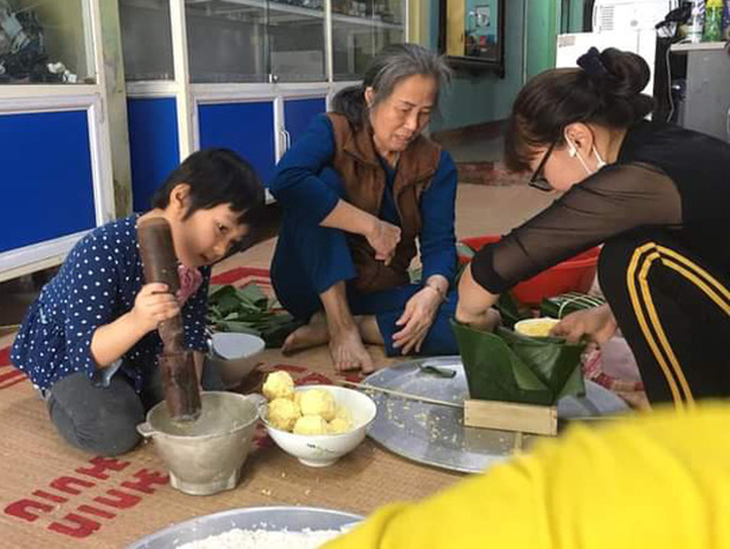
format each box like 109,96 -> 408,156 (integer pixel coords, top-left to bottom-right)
11,148 -> 265,456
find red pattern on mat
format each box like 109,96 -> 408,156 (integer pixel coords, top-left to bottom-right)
3,457 -> 169,540
0,346 -> 26,391
211,266 -> 272,286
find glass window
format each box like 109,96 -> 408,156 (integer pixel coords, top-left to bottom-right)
332,0 -> 405,81
185,0 -> 268,84
269,1 -> 326,82
119,0 -> 175,81
0,0 -> 95,84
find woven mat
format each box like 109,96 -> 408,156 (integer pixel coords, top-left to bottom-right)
0,268 -> 461,548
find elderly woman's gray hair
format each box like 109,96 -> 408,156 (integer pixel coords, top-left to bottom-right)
332,43 -> 452,129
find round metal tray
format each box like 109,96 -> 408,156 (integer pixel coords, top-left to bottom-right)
128,506 -> 363,548
364,356 -> 629,474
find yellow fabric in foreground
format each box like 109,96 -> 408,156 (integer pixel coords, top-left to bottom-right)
325,403 -> 730,549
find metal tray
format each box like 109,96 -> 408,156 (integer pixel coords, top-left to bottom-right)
364,356 -> 629,474
128,506 -> 362,548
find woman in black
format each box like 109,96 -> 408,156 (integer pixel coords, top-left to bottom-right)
457,47 -> 730,407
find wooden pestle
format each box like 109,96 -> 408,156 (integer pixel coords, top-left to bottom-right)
137,217 -> 201,422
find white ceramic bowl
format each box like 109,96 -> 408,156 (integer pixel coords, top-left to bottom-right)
208,332 -> 266,387
514,317 -> 560,338
260,385 -> 377,468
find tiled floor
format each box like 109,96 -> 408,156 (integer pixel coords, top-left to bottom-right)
433,126 -> 505,164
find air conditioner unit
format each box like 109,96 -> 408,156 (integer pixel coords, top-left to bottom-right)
557,0 -> 679,96
593,0 -> 678,32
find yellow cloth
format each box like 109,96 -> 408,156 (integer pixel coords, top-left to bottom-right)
325,403 -> 730,549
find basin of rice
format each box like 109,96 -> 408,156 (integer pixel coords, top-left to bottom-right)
177,527 -> 347,548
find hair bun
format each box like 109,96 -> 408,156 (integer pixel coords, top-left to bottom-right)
597,48 -> 651,98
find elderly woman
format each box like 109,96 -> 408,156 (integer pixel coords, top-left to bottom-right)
269,44 -> 459,373
457,47 -> 730,406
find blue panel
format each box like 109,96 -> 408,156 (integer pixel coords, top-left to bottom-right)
198,101 -> 276,185
0,110 -> 95,253
127,98 -> 180,212
284,97 -> 327,145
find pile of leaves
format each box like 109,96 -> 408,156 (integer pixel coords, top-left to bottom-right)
207,284 -> 301,348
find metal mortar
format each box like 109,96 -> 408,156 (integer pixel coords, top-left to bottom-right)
137,392 -> 259,496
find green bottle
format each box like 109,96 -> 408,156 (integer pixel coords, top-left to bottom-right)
704,0 -> 723,42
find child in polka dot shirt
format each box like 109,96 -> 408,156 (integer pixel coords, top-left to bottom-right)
11,148 -> 265,456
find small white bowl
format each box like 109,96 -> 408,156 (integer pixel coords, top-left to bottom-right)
514,317 -> 560,338
208,332 -> 265,387
260,385 -> 377,468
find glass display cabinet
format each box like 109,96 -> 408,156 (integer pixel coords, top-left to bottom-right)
0,0 -> 115,281
120,0 -> 408,210
332,0 -> 406,80
0,0 -> 408,281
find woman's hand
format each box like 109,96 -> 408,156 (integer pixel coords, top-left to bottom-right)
550,303 -> 617,344
131,282 -> 181,334
455,264 -> 501,329
392,286 -> 442,355
365,217 -> 401,265
320,200 -> 400,264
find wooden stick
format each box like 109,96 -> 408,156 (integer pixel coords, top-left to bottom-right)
340,380 -> 463,409
342,381 -> 624,430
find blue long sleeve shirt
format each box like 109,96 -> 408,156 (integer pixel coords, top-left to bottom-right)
271,114 -> 458,284
11,215 -> 210,392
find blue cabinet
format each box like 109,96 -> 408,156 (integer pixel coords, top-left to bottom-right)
127,98 -> 181,212
283,96 -> 327,145
0,110 -> 96,253
198,101 -> 277,186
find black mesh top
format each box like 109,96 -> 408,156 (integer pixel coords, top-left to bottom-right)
471,121 -> 730,294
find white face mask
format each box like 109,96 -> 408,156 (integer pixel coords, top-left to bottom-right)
566,135 -> 606,175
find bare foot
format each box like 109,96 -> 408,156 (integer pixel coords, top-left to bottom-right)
281,312 -> 329,355
329,327 -> 374,374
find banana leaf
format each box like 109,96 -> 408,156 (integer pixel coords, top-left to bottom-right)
419,364 -> 457,378
451,321 -> 585,406
208,283 -> 301,348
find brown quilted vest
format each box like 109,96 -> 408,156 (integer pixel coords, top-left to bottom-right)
327,113 -> 442,293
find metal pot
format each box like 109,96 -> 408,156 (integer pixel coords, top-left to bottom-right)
137,391 -> 258,496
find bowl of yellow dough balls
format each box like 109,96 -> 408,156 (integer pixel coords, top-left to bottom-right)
260,372 -> 377,467
514,317 -> 561,338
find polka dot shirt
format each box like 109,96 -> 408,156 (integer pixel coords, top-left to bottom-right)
11,215 -> 211,392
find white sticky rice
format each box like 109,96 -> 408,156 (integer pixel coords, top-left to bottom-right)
177,527 -> 347,548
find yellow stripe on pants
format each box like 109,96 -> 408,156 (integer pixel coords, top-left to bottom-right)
657,245 -> 730,314
627,245 -> 686,407
637,251 -> 694,406
626,241 -> 730,407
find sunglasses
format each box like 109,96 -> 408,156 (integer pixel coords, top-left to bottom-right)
528,139 -> 558,192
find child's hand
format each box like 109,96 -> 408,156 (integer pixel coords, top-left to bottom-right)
132,283 -> 181,334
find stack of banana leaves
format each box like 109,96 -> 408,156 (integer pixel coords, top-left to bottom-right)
207,284 -> 301,348
452,292 -> 606,406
